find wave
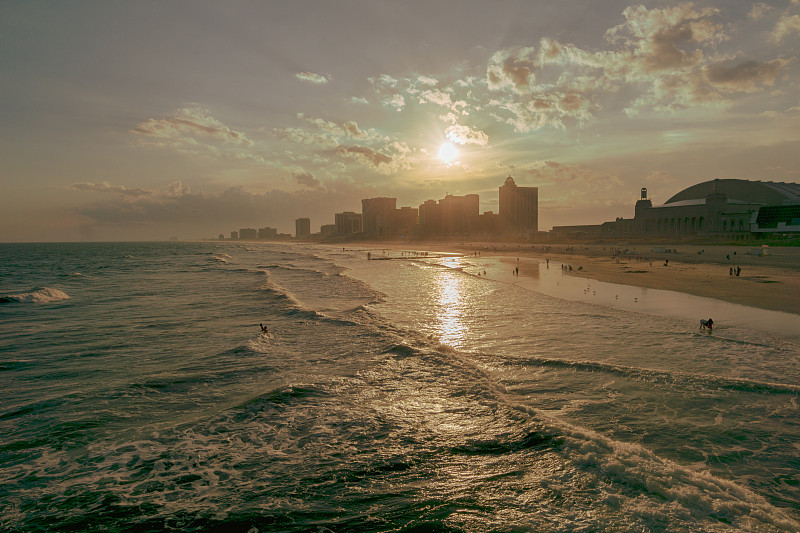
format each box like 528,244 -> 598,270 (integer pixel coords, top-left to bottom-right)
504,355 -> 800,395
0,287 -> 70,304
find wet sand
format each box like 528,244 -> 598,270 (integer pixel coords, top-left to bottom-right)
357,241 -> 800,315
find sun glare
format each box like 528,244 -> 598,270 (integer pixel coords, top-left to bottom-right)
438,142 -> 459,164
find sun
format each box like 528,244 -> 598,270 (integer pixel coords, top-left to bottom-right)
438,142 -> 459,164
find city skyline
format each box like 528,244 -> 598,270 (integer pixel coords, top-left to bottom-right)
2,1 -> 800,241
221,175 -> 538,240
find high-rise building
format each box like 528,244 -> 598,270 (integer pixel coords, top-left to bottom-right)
361,197 -> 397,237
239,228 -> 258,240
418,194 -> 478,235
441,194 -> 479,235
258,227 -> 278,240
499,176 -> 538,233
335,212 -> 362,235
295,218 -> 311,239
418,200 -> 443,235
393,206 -> 419,236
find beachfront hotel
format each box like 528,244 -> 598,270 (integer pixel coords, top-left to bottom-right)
499,176 -> 539,234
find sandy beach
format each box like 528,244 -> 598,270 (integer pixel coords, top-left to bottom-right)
357,241 -> 800,315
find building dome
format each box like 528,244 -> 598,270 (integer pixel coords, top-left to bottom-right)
665,179 -> 800,206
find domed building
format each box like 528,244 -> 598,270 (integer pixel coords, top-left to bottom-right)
552,178 -> 800,240
630,179 -> 800,239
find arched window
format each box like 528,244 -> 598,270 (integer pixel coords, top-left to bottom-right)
698,216 -> 704,230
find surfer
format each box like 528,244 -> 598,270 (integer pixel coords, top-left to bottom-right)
700,318 -> 713,331
260,323 -> 269,334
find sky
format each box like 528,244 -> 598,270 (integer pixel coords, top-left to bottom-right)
1,0 -> 799,241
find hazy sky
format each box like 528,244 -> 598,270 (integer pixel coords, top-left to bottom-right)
2,1 -> 799,241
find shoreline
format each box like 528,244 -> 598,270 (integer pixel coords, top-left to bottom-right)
353,241 -> 800,316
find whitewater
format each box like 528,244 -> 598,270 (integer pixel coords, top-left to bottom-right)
1,241 -> 798,532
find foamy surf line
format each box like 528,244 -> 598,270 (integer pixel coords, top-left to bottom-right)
0,287 -> 70,304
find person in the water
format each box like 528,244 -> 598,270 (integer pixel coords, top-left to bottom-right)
700,318 -> 713,331
260,323 -> 269,334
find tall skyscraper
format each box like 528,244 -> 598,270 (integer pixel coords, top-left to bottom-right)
499,176 -> 538,233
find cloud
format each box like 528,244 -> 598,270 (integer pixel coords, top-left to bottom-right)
419,89 -> 454,108
337,145 -> 392,168
293,171 -> 324,190
384,94 -> 405,111
351,96 -> 369,105
297,113 -> 373,140
771,14 -> 800,42
131,106 -> 253,146
704,59 -> 785,93
487,47 -> 539,94
416,75 -> 438,86
445,124 -> 489,146
606,4 -> 725,72
70,182 -> 151,197
489,91 -> 592,132
336,141 -> 413,175
748,3 -> 773,20
481,2 -> 792,126
274,127 -> 338,147
296,72 -> 329,84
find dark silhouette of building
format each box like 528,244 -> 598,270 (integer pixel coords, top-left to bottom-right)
239,228 -> 257,240
362,197 -> 397,237
335,212 -> 362,235
393,206 -> 419,237
258,227 -> 278,240
499,176 -> 538,234
295,218 -> 311,239
419,194 -> 479,236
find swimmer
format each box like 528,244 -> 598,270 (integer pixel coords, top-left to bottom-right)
260,323 -> 269,334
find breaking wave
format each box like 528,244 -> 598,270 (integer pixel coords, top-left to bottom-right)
0,287 -> 70,304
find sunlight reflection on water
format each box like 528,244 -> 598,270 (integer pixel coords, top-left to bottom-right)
435,257 -> 469,348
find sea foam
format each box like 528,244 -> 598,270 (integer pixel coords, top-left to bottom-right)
0,287 -> 71,304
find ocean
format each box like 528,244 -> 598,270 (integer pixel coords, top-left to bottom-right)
1,241 -> 799,532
